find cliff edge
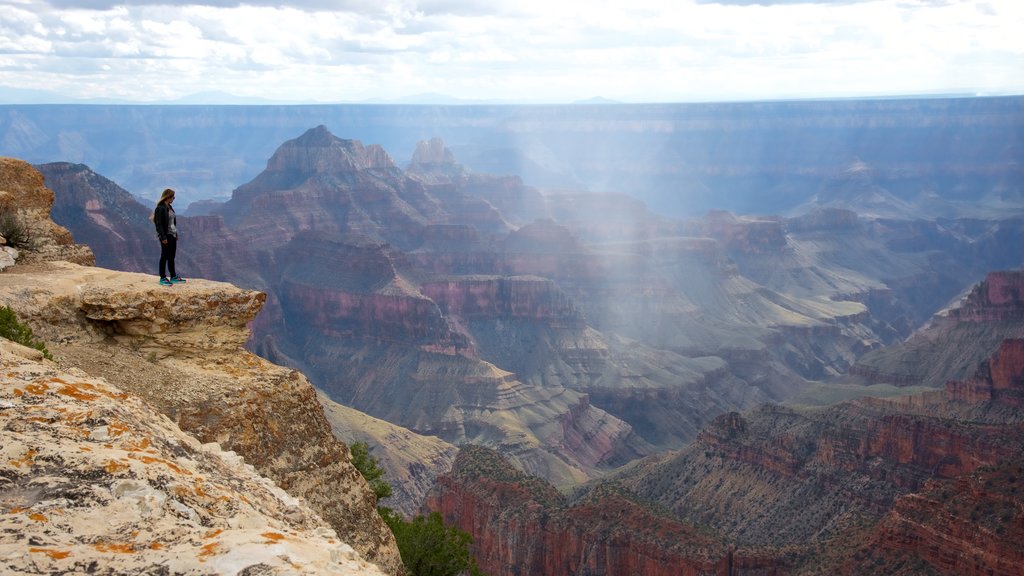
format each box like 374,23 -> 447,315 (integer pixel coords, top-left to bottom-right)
0,158 -> 404,575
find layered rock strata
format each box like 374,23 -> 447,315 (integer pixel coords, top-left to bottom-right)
851,270 -> 1024,387
424,445 -> 783,576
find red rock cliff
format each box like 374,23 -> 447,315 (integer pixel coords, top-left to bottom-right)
425,446 -> 784,576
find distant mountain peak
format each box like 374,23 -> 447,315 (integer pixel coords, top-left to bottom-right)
406,137 -> 469,184
266,125 -> 396,175
410,137 -> 456,166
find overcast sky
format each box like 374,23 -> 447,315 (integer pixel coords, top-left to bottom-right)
1,0 -> 1022,104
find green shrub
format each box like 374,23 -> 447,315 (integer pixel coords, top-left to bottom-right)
350,441 -> 394,501
0,305 -> 52,360
380,509 -> 485,576
349,440 -> 486,576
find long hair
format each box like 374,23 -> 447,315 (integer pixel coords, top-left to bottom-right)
150,188 -> 175,222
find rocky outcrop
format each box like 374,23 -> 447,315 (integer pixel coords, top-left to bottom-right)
0,344 -> 386,576
0,157 -> 93,268
945,339 -> 1024,406
266,124 -> 397,176
845,461 -> 1024,576
852,270 -> 1024,387
952,271 -> 1024,322
0,261 -> 404,575
424,446 -> 784,576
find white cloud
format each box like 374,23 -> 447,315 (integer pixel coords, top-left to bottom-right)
0,0 -> 1021,103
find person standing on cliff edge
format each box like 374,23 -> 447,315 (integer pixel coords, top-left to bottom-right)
152,188 -> 186,286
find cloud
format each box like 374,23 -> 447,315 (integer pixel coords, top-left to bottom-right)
40,0 -> 379,10
1,0 -> 1022,103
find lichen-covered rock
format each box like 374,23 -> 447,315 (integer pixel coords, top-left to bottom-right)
0,346 -> 387,575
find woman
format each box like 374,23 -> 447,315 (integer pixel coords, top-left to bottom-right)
153,188 -> 185,285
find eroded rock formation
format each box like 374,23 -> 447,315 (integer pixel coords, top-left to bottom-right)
852,270 -> 1024,387
0,157 -> 93,269
0,343 -> 387,576
424,446 -> 784,576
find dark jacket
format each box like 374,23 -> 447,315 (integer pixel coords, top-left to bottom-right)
153,202 -> 176,242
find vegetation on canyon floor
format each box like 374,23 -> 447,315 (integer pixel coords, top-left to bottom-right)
351,441 -> 486,576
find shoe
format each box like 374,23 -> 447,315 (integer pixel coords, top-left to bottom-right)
159,277 -> 173,286
170,276 -> 186,283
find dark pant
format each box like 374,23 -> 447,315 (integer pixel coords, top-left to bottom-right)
159,236 -> 177,278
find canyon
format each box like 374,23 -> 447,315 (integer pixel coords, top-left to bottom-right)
0,158 -> 401,574
35,118 -> 1024,507
6,95 -> 1023,574
425,335 -> 1024,575
4,97 -> 1022,218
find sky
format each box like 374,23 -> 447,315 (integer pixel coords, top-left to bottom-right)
1,0 -> 1022,104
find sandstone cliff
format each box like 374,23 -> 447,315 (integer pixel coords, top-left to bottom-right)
0,159 -> 404,574
0,342 -> 387,575
0,157 -> 94,268
851,270 -> 1024,387
0,261 -> 404,575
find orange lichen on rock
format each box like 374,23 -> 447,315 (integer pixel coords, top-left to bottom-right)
29,548 -> 71,560
105,459 -> 130,474
55,381 -> 128,402
131,454 -> 190,475
198,541 -> 220,560
107,422 -> 130,437
56,383 -> 99,401
9,448 -> 37,468
93,542 -> 136,554
124,436 -> 151,451
262,532 -> 287,543
27,513 -> 47,522
24,382 -> 49,395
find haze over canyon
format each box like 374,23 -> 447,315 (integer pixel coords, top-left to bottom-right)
2,95 -> 1023,575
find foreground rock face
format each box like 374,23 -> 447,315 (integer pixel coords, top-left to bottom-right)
0,344 -> 387,576
0,261 -> 404,575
